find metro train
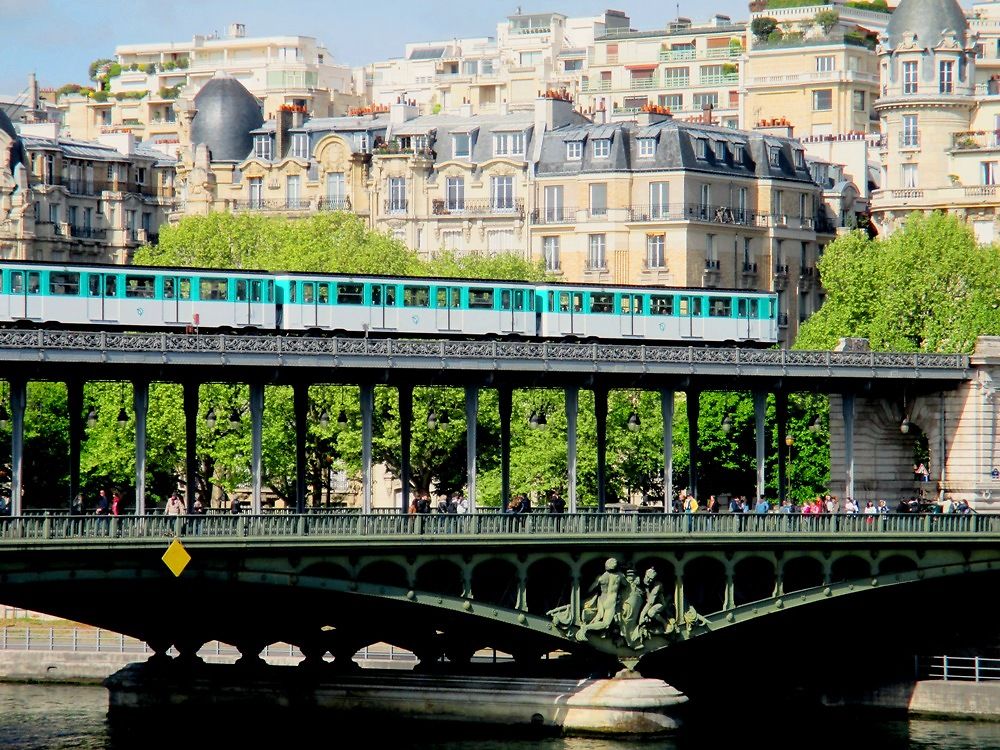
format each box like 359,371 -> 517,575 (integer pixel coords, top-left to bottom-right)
0,261 -> 779,344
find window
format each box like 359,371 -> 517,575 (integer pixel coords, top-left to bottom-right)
772,189 -> 784,220
286,175 -> 301,208
590,293 -> 613,313
564,59 -> 583,72
815,56 -> 835,73
902,114 -> 919,147
493,132 -> 525,156
469,288 -> 495,308
291,133 -> 309,159
593,138 -> 611,158
136,167 -> 146,186
735,144 -> 747,165
699,184 -> 711,218
638,137 -> 656,158
490,175 -> 514,211
768,146 -> 781,167
124,275 -> 155,299
49,272 -> 80,295
248,177 -> 263,208
441,230 -> 462,251
706,233 -> 716,262
587,234 -> 606,269
939,60 -> 954,94
253,135 -> 272,160
566,141 -> 583,160
520,50 -> 542,66
589,183 -> 607,217
49,204 -> 59,225
649,181 -> 669,218
650,295 -> 673,315
794,150 -> 805,168
853,90 -> 866,111
544,185 -> 564,222
388,177 -> 406,212
903,61 -> 918,94
692,92 -> 718,109
68,206 -> 77,227
708,297 -> 731,317
983,161 -> 998,186
812,89 -> 832,111
543,236 -> 560,271
736,186 -> 748,221
664,67 -> 689,87
200,279 -> 229,300
337,283 -> 364,304
352,132 -> 370,152
902,163 -> 918,188
695,139 -> 709,159
659,93 -> 682,110
446,177 -> 465,211
799,193 -> 809,222
453,133 -> 471,158
403,285 -> 430,307
487,229 -> 515,252
646,234 -> 665,268
326,172 -> 346,208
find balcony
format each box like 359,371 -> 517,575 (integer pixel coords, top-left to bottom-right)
318,197 -> 352,212
660,49 -> 696,62
704,258 -> 721,271
384,199 -> 408,214
626,203 -> 769,227
585,79 -> 613,92
952,131 -> 1000,150
431,198 -> 525,218
630,77 -> 658,90
899,133 -> 920,149
774,264 -> 790,276
233,199 -> 310,212
70,226 -> 107,240
530,207 -> 577,225
584,260 -> 609,272
741,262 -> 758,275
698,73 -> 739,86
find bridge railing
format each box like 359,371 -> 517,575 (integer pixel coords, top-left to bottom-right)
1,512 -> 997,540
917,655 -> 1000,682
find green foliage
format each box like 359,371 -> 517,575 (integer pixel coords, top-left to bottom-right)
423,250 -> 547,282
163,61 -> 177,71
158,86 -> 181,100
767,0 -> 828,7
91,90 -> 108,103
55,84 -> 83,98
88,58 -> 115,83
751,17 -> 779,40
114,90 -> 148,101
176,57 -> 189,69
844,0 -> 889,11
814,8 -> 840,34
795,213 -> 1000,353
143,63 -> 157,74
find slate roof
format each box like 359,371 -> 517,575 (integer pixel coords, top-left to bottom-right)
885,0 -> 968,49
190,75 -> 263,162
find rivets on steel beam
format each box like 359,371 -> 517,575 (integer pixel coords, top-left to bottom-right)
517,614 -> 527,624
463,601 -> 472,611
726,613 -> 735,623
775,599 -> 783,609
871,578 -> 879,587
406,590 -> 415,600
823,587 -> 832,597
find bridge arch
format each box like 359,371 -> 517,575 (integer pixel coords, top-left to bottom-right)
734,556 -> 777,606
878,554 -> 919,577
831,554 -> 872,582
357,559 -> 410,589
525,557 -> 573,616
683,556 -> 726,615
414,558 -> 464,598
781,555 -> 825,594
471,558 -> 519,608
299,561 -> 352,581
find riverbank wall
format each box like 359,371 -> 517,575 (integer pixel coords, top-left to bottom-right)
824,679 -> 1000,720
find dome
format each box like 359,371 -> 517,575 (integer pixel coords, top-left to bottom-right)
885,0 -> 968,50
0,108 -> 26,172
189,75 -> 263,162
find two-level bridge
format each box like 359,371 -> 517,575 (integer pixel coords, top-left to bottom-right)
1,512 -> 997,680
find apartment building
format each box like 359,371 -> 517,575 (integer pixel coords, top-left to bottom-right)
0,112 -> 175,264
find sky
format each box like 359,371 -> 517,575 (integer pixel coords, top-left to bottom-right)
0,0 -> 982,96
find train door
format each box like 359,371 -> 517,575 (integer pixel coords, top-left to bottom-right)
619,294 -> 643,337
678,295 -> 703,339
235,279 -> 264,326
557,290 -> 583,336
87,273 -> 119,323
8,270 -> 41,319
162,276 -> 193,325
370,284 -> 397,330
436,286 -> 462,331
737,298 -> 758,340
299,281 -> 318,328
509,288 -> 528,333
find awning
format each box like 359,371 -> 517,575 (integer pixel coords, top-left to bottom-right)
625,64 -> 658,72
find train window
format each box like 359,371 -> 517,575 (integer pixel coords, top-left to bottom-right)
267,280 -> 274,303
250,280 -> 263,303
10,272 -> 22,294
436,288 -> 461,308
318,283 -> 329,304
50,272 -> 81,295
236,280 -> 248,302
469,288 -> 494,309
500,290 -> 511,310
288,282 -> 297,303
103,276 -> 116,297
749,299 -> 759,317
27,272 -> 40,294
737,299 -> 747,317
513,290 -> 524,311
200,279 -> 228,301
620,295 -> 643,315
708,298 -> 731,317
403,286 -> 429,307
179,279 -> 191,301
303,284 -> 314,303
89,276 -> 100,297
590,293 -> 613,314
164,278 -> 175,300
573,293 -> 583,312
125,275 -> 155,299
558,292 -> 570,312
0,273 -> 3,293
650,296 -> 673,315
337,283 -> 364,304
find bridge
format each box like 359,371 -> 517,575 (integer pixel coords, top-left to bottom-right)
0,330 -> 979,522
1,512 -> 996,676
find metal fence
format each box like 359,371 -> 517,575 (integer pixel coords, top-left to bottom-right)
0,512 -> 995,542
917,655 -> 1000,682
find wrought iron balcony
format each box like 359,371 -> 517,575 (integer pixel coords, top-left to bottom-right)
529,207 -> 577,225
70,226 -> 107,240
432,199 -> 524,217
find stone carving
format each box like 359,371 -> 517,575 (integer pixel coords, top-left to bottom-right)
550,558 -> 704,654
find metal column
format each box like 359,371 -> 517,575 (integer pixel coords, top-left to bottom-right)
293,384 -> 308,513
465,386 -> 478,510
595,386 -> 608,512
754,391 -> 768,503
661,389 -> 674,513
566,387 -> 579,514
843,393 -> 856,501
250,383 -> 264,515
686,390 -> 700,500
133,381 -> 149,515
183,382 -> 198,513
498,386 -> 512,512
399,385 -> 413,512
361,384 -> 374,513
67,380 -> 83,508
9,380 -> 26,516
777,391 -> 788,503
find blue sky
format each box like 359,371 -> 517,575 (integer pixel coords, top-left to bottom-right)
0,0 -> 979,96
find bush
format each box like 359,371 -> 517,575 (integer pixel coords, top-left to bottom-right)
814,8 -> 840,34
751,16 -> 778,40
55,83 -> 83,98
767,29 -> 785,43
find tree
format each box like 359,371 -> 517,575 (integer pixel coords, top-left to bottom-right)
751,17 -> 779,41
814,9 -> 840,34
795,213 -> 1000,353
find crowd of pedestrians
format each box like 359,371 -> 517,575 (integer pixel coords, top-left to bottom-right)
671,489 -> 974,516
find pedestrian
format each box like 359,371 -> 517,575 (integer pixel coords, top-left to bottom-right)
437,495 -> 451,514
111,490 -> 121,516
755,497 -> 769,514
95,489 -> 109,516
70,494 -> 84,516
0,495 -> 9,517
728,496 -> 743,514
917,463 -> 930,482
408,497 -> 419,515
547,492 -> 566,514
707,495 -> 720,514
877,499 -> 890,515
229,495 -> 242,514
455,493 -> 469,514
192,497 -> 206,515
166,493 -> 186,516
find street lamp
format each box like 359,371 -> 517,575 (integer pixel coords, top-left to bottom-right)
205,407 -> 217,429
809,416 -> 822,433
528,410 -> 539,429
117,407 -> 129,427
627,411 -> 641,432
228,408 -> 242,426
721,415 -> 732,435
337,409 -> 348,426
86,408 -> 98,428
900,416 -> 911,434
785,435 -> 794,499
427,409 -> 438,429
319,410 -> 330,428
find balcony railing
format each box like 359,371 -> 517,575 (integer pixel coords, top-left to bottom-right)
775,264 -> 790,276
630,77 -> 658,89
585,260 -> 608,272
626,203 -> 770,227
529,207 -> 578,225
742,262 -> 758,274
704,258 -> 721,271
586,79 -> 612,92
659,47 -> 741,62
432,198 -> 525,217
318,197 -> 352,212
232,199 -> 309,212
952,131 -> 1000,150
899,133 -> 921,149
70,225 -> 107,240
384,199 -> 408,214
698,72 -> 739,86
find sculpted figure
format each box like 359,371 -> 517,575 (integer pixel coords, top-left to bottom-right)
638,568 -> 674,639
576,558 -> 626,641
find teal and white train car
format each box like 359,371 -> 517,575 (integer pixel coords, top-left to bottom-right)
0,262 -> 276,330
274,274 -> 537,337
536,284 -> 777,343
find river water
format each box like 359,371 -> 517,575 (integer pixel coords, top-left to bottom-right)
3,682 -> 1000,749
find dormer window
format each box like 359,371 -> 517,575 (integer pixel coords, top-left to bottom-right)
453,133 -> 471,158
254,135 -> 273,160
734,144 -> 747,164
413,135 -> 429,151
695,138 -> 709,159
567,140 -> 583,160
713,141 -> 726,161
940,60 -> 954,94
637,137 -> 656,158
593,138 -> 611,158
291,133 -> 309,159
793,149 -> 805,168
353,132 -> 370,153
768,146 -> 780,167
493,132 -> 525,157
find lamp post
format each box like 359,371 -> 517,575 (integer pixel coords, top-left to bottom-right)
785,434 -> 794,500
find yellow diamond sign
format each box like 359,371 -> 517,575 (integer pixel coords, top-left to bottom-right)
162,537 -> 192,578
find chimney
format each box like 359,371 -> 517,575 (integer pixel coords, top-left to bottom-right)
534,92 -> 575,134
702,103 -> 714,126
754,117 -> 794,138
459,102 -> 474,118
276,107 -> 293,159
634,109 -> 672,126
390,101 -> 419,124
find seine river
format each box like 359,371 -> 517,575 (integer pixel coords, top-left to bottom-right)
4,683 -> 1000,750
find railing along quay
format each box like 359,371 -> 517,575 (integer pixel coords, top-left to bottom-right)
0,513 -> 996,542
0,330 -> 970,377
917,655 -> 1000,682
